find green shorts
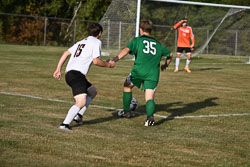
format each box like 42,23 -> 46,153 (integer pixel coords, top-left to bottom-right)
125,74 -> 158,90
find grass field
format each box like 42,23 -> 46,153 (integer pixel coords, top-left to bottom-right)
0,44 -> 250,167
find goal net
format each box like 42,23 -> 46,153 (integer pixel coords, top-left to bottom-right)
100,0 -> 250,63
99,0 -> 137,51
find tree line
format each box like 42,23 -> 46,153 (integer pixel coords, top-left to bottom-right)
0,0 -> 249,55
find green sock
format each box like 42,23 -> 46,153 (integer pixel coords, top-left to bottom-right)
146,100 -> 155,117
123,92 -> 132,112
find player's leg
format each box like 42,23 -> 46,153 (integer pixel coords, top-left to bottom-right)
145,89 -> 155,116
121,74 -> 134,117
123,86 -> 133,112
59,94 -> 87,130
73,85 -> 97,124
143,80 -> 157,126
59,70 -> 88,130
144,89 -> 156,126
174,47 -> 182,72
184,50 -> 192,73
118,74 -> 135,118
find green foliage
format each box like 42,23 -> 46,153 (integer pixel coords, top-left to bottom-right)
0,21 -> 3,42
0,0 -> 249,50
5,17 -> 47,45
0,0 -> 112,45
75,0 -> 112,40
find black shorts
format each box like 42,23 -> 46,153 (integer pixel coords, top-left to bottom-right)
65,70 -> 92,96
177,47 -> 191,53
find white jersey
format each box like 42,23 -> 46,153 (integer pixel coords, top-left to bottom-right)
65,36 -> 101,75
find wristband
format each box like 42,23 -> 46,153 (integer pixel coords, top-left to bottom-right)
112,56 -> 120,62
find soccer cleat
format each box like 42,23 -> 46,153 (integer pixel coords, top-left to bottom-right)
144,116 -> 155,126
73,113 -> 83,125
117,110 -> 131,118
184,67 -> 191,73
174,69 -> 179,73
58,124 -> 72,130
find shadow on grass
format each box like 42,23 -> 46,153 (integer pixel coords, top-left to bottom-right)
134,97 -> 219,125
174,68 -> 222,72
196,68 -> 222,71
71,97 -> 218,128
70,112 -> 118,128
155,97 -> 219,126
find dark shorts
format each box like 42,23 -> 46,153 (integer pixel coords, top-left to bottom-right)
177,47 -> 191,53
65,70 -> 92,96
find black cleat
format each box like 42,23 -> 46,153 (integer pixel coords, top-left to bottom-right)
117,110 -> 132,118
73,113 -> 83,125
144,116 -> 155,126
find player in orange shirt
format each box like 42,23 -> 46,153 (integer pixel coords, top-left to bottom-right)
173,17 -> 195,73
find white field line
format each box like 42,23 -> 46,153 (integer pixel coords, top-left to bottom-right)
192,63 -> 250,65
1,91 -> 250,119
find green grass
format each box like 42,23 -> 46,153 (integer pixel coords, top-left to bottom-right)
0,44 -> 250,167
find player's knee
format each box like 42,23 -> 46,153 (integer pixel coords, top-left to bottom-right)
187,54 -> 191,60
87,86 -> 97,99
124,81 -> 132,87
124,73 -> 133,87
75,99 -> 86,108
124,86 -> 132,92
145,97 -> 154,102
169,53 -> 173,59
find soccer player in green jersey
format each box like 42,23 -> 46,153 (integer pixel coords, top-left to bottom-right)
111,19 -> 173,126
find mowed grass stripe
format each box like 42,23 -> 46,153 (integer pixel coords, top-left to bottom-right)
0,44 -> 250,166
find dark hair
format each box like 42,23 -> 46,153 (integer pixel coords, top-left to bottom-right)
88,23 -> 103,37
183,17 -> 188,22
139,19 -> 153,33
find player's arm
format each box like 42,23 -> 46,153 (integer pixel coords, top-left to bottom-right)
53,50 -> 71,80
161,46 -> 173,71
161,52 -> 173,71
190,36 -> 195,50
173,20 -> 184,29
189,27 -> 195,50
93,57 -> 115,68
107,48 -> 131,63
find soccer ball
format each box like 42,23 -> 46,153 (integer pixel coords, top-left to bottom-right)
130,97 -> 138,111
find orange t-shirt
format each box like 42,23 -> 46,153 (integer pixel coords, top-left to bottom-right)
173,21 -> 195,48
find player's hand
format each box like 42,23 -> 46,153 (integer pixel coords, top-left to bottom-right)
191,47 -> 194,51
53,70 -> 61,80
108,60 -> 115,68
161,64 -> 168,71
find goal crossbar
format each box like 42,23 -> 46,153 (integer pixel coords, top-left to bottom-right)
150,0 -> 250,10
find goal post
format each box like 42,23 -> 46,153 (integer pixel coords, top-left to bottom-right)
135,0 -> 141,37
149,0 -> 250,9
100,0 -> 250,62
145,0 -> 250,58
136,0 -> 250,39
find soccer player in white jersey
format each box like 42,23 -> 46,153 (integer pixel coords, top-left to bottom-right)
53,23 -> 115,130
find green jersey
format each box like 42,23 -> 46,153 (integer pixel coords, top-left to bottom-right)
127,35 -> 171,82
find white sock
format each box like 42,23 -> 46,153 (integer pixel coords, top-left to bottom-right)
74,96 -> 92,120
63,105 -> 80,125
78,106 -> 87,116
175,58 -> 180,70
185,59 -> 191,68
